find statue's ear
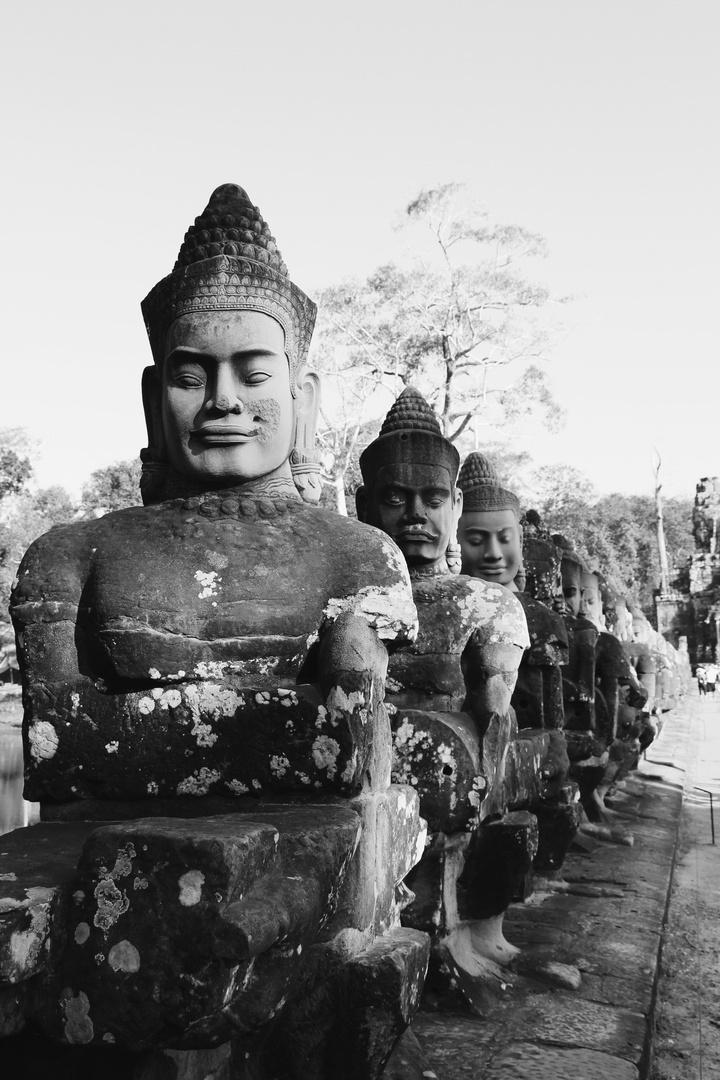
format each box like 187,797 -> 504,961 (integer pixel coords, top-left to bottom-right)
453,486 -> 464,525
141,366 -> 166,460
356,485 -> 367,522
294,367 -> 321,456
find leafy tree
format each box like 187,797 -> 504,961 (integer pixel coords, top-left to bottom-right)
0,429 -> 35,503
0,485 -> 77,624
518,464 -> 694,613
79,460 -> 142,517
311,183 -> 569,511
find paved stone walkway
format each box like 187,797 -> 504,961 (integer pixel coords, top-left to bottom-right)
651,690 -> 720,1079
392,701 -> 693,1080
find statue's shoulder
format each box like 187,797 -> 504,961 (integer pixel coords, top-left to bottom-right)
516,592 -> 568,646
11,513 -> 116,613
303,510 -> 416,645
456,576 -> 530,649
310,507 -> 409,571
408,574 -> 528,649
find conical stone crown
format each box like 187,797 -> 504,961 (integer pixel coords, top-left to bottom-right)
379,387 -> 444,437
141,183 -> 316,384
174,184 -> 289,276
458,452 -> 520,516
359,387 -> 459,483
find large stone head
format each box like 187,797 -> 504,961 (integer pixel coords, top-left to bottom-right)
456,453 -> 522,591
140,184 -> 320,503
600,576 -> 631,640
579,568 -> 606,630
551,535 -> 586,617
519,509 -> 563,607
356,388 -> 462,572
629,605 -> 654,646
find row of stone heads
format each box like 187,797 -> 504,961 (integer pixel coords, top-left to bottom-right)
133,183 -> 662,662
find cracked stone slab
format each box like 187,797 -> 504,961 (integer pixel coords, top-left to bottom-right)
483,1042 -> 639,1079
505,995 -> 646,1063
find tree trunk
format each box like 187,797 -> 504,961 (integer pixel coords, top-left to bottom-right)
335,472 -> 348,516
654,455 -> 670,594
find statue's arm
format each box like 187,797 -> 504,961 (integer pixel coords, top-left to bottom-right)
459,582 -> 529,740
10,526 -> 95,689
315,545 -> 418,788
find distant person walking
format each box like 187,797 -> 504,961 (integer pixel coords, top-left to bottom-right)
705,663 -> 718,694
697,665 -> 707,695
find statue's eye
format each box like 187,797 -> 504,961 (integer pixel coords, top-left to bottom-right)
245,370 -> 271,385
175,372 -> 205,388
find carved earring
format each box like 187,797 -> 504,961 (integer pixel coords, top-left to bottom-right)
446,540 -> 462,575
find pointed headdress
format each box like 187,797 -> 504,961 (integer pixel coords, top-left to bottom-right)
551,533 -> 588,571
359,388 -> 460,484
457,452 -> 520,516
141,184 -> 317,390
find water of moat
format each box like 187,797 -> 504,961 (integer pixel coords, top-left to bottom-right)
0,697 -> 39,837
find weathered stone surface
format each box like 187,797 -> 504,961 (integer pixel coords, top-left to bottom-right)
401,752 -> 685,1078
458,811 -> 538,919
327,786 -> 425,937
31,806 -> 360,1049
506,997 -> 646,1062
383,1026 -> 437,1080
0,822 -> 96,984
388,574 -> 528,726
3,183 -> 430,1077
532,796 -> 583,871
483,1042 -> 639,1079
412,1012 -> 496,1074
392,709 -> 481,832
248,927 -> 430,1080
14,506 -> 415,806
562,616 -> 598,730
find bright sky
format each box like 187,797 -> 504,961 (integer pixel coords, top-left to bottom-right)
1,0 -> 717,500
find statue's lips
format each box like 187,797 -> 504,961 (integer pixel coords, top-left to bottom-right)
396,529 -> 437,543
190,426 -> 260,444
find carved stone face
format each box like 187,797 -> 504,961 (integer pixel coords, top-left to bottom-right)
359,462 -> 461,568
457,509 -> 522,589
631,612 -> 653,645
522,536 -> 563,606
580,571 -> 605,629
611,597 -> 632,640
561,559 -> 583,617
161,310 -> 295,485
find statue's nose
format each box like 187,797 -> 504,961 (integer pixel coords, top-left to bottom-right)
486,538 -> 502,560
405,497 -> 427,523
214,393 -> 244,414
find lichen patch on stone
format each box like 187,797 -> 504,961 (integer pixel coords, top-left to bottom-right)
270,755 -> 290,778
62,989 -> 94,1045
108,939 -> 141,972
326,685 -> 367,727
322,581 -> 418,643
179,870 -> 205,907
312,734 -> 341,778
176,767 -> 221,796
28,721 -> 59,761
194,568 -> 221,600
74,922 -> 90,945
94,878 -> 130,932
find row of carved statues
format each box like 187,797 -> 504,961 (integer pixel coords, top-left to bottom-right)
0,184 -> 690,1080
